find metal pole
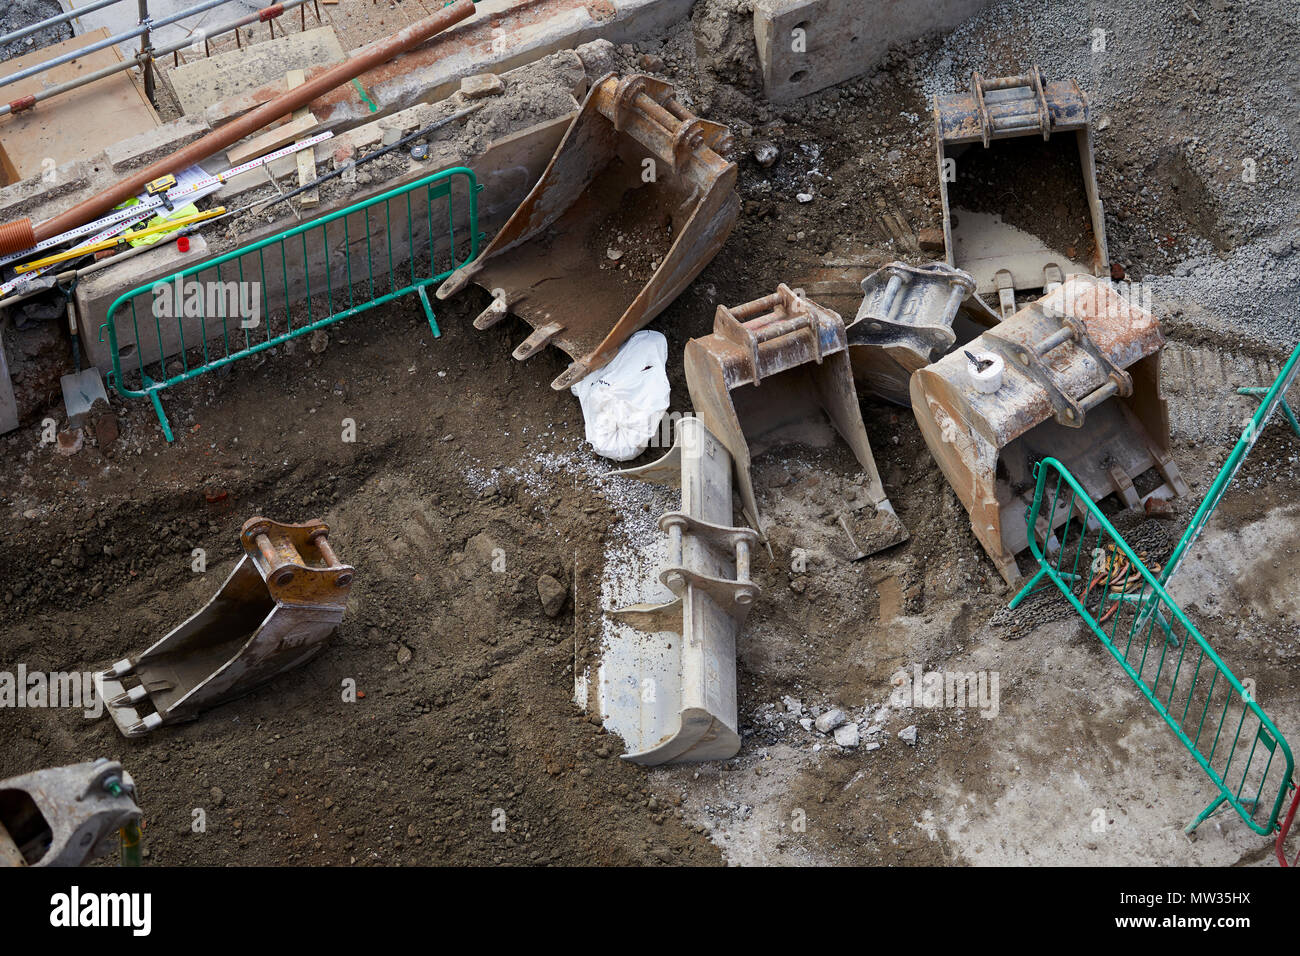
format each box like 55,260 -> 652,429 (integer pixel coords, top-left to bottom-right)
0,0 -> 313,118
0,0 -> 235,90
0,0 -> 129,48
138,0 -> 155,105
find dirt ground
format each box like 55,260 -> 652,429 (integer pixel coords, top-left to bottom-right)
2,0 -> 1299,866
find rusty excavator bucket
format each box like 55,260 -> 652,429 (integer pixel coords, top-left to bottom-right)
685,284 -> 907,553
95,518 -> 354,736
436,72 -> 739,390
935,68 -> 1108,314
911,275 -> 1189,585
846,260 -> 1000,407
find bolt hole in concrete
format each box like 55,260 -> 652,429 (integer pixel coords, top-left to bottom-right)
790,70 -> 808,83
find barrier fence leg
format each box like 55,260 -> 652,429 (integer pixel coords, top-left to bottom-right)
1007,565 -> 1050,610
143,376 -> 174,443
418,285 -> 441,338
1237,386 -> 1300,438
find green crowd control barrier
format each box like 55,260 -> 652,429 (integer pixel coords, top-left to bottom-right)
1155,342 -> 1300,589
1009,456 -> 1294,836
99,167 -> 483,441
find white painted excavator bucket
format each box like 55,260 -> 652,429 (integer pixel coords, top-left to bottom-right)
600,416 -> 760,765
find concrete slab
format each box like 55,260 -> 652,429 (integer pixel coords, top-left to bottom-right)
168,26 -> 346,116
0,327 -> 17,434
753,0 -> 997,102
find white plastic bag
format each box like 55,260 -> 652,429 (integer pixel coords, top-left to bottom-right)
569,330 -> 670,461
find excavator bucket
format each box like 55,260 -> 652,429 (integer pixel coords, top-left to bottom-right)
436,72 -> 738,390
911,275 -> 1189,585
0,760 -> 141,867
846,260 -> 1000,407
684,284 -> 907,552
604,416 -> 759,765
95,518 -> 353,736
935,68 -> 1108,312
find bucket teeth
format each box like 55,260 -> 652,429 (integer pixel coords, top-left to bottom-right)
473,293 -> 513,330
513,322 -> 563,361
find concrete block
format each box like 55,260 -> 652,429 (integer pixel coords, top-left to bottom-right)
168,27 -> 346,116
754,0 -> 997,102
460,74 -> 505,100
106,114 -> 211,171
0,327 -> 18,435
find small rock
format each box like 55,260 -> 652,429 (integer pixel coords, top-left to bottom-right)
918,227 -> 945,253
798,717 -> 813,731
210,787 -> 225,807
308,329 -> 329,354
864,741 -> 880,752
782,695 -> 803,716
460,73 -> 505,99
55,428 -> 83,456
796,191 -> 814,203
1110,262 -> 1126,282
898,725 -> 918,746
752,141 -> 780,168
637,53 -> 666,73
396,644 -> 413,665
814,708 -> 846,733
650,845 -> 673,863
833,724 -> 859,748
537,574 -> 567,617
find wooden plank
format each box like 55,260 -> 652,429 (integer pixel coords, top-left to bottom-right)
286,69 -> 320,207
226,113 -> 320,167
0,28 -> 161,186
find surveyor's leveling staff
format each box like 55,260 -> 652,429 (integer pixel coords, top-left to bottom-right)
0,132 -> 334,270
14,208 -> 228,274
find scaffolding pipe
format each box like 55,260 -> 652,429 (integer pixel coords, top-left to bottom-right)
0,0 -> 129,48
0,0 -> 476,253
0,0 -> 235,90
0,0 -> 313,118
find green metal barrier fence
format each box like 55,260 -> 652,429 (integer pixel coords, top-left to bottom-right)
1157,342 -> 1300,589
1009,457 -> 1294,836
99,167 -> 482,440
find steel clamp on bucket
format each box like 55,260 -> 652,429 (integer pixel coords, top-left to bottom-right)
96,517 -> 353,736
436,72 -> 739,390
604,416 -> 759,765
685,284 -> 907,554
911,274 -> 1188,584
846,260 -> 999,406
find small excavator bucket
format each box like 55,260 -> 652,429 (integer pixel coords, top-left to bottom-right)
935,68 -> 1108,310
846,260 -> 1000,407
436,72 -> 738,390
96,518 -> 353,736
911,275 -> 1189,585
604,416 -> 759,765
684,284 -> 907,552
